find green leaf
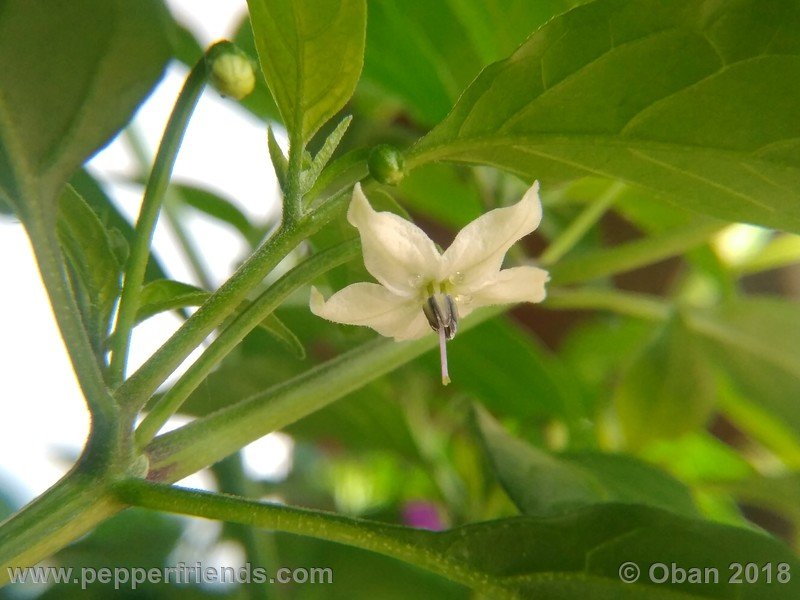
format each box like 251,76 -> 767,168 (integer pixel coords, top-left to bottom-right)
70,169 -> 167,282
135,279 -> 209,325
717,379 -> 800,470
172,183 -> 261,246
120,481 -> 800,600
168,21 -> 204,68
267,126 -> 289,191
232,15 -> 282,123
137,279 -> 306,359
55,509 -> 182,571
397,163 -> 484,228
549,218 -> 723,285
288,381 -> 421,459
433,504 -> 799,598
363,0 -> 587,126
559,316 -> 654,408
717,473 -> 800,533
409,0 -> 800,234
614,315 -> 717,448
178,353 -> 303,419
642,433 -> 753,485
246,0 -> 366,144
258,312 -> 306,359
475,406 -> 698,518
300,115 -> 353,193
271,533 -> 467,599
57,186 -> 122,352
451,319 -> 586,428
0,195 -> 13,217
0,0 -> 170,217
692,296 -> 800,441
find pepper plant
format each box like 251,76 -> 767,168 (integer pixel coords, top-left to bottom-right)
1,0 -> 800,598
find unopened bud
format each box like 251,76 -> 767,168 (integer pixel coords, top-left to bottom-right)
206,41 -> 256,100
368,144 -> 405,186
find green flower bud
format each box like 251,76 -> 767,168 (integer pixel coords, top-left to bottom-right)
368,144 -> 405,186
205,41 -> 256,100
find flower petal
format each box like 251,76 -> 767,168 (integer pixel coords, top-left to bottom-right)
457,266 -> 549,317
347,183 -> 441,296
442,182 -> 542,291
310,284 -> 430,340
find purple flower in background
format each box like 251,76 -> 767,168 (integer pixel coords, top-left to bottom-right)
402,501 -> 445,531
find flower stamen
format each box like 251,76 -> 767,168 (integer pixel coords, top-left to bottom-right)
438,325 -> 450,386
423,293 -> 458,385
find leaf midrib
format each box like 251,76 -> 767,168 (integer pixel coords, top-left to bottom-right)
408,133 -> 800,215
411,131 -> 800,166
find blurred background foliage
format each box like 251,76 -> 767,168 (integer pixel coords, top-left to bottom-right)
2,0 -> 800,598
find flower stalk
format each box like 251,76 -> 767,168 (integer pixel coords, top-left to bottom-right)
109,58 -> 209,385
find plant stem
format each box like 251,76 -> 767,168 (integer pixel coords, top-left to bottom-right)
145,306 -> 504,483
548,219 -> 724,285
25,217 -> 120,463
109,59 -> 209,385
539,181 -> 622,266
0,471 -> 121,584
114,193 -> 348,417
135,238 -> 360,446
716,381 -> 800,470
114,480 -> 514,598
545,288 -> 671,321
284,125 -> 305,221
211,455 -> 273,600
125,126 -> 215,290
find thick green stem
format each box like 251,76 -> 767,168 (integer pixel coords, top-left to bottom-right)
0,471 -> 122,584
114,480 -> 513,598
135,238 -> 360,446
145,306 -> 504,483
1,208 -> 124,585
539,181 -> 622,266
114,193 -> 348,416
26,217 -> 120,465
109,60 -> 209,385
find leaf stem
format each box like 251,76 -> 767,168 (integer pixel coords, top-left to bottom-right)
539,181 -> 623,266
145,306 -> 505,483
114,479 -> 514,598
124,126 -> 215,290
134,238 -> 360,447
212,455 -> 274,600
114,194 -> 349,416
109,59 -> 209,385
25,219 -> 120,461
284,128 -> 305,221
545,287 -> 671,321
548,220 -> 724,285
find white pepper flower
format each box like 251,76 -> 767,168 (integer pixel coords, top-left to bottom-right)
310,182 -> 549,384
